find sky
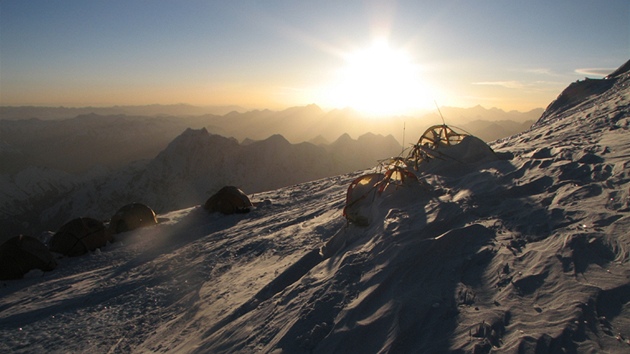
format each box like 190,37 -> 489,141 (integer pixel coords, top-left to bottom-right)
0,0 -> 628,115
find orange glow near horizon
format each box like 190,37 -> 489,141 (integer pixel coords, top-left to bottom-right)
1,2 -> 625,115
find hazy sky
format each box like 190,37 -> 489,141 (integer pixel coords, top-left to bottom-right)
1,0 -> 628,114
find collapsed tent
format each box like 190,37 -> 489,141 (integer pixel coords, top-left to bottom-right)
49,217 -> 111,257
0,235 -> 57,280
343,160 -> 427,226
109,203 -> 158,234
343,173 -> 386,226
342,125 -> 495,226
406,124 -> 497,173
204,186 -> 253,215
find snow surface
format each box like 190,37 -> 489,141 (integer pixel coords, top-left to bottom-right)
1,69 -> 630,353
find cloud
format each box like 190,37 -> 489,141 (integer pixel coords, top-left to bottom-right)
472,79 -> 566,91
472,81 -> 525,89
526,68 -> 555,76
574,68 -> 614,77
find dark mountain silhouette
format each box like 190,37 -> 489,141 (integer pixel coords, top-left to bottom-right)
1,105 -> 540,174
0,104 -> 244,120
0,129 -> 400,239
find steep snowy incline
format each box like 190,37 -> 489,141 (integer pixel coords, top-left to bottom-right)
0,173 -> 355,353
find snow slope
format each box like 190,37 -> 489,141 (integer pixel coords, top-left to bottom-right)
1,63 -> 629,353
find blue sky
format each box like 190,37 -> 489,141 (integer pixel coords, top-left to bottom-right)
1,0 -> 628,113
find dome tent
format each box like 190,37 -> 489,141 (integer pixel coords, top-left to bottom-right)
0,235 -> 57,280
204,186 -> 253,215
343,158 -> 428,227
49,217 -> 111,257
109,203 -> 158,235
406,124 -> 497,174
343,173 -> 386,226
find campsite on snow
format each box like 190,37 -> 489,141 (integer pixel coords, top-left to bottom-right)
1,59 -> 630,353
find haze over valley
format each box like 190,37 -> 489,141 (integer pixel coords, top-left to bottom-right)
0,104 -> 540,173
1,103 -> 540,238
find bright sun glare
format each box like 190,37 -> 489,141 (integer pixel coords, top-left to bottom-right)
326,39 -> 432,117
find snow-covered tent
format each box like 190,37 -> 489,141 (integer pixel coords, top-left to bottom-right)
109,203 -> 158,234
406,124 -> 497,173
342,124 -> 495,227
343,173 -> 386,226
204,186 -> 253,215
49,217 -> 111,257
343,159 -> 428,226
0,235 -> 57,280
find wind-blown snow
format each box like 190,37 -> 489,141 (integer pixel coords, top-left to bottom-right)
1,64 -> 629,353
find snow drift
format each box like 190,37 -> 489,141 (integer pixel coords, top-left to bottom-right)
1,61 -> 629,353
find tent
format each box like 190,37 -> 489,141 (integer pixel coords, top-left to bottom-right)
343,160 -> 427,226
204,186 -> 253,214
343,173 -> 386,226
406,124 -> 497,173
341,124 -> 494,227
109,203 -> 158,234
49,217 -> 111,257
0,235 -> 57,280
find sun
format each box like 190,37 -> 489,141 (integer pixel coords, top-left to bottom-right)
325,39 -> 432,117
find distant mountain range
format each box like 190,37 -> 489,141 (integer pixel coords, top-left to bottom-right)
0,128 -> 401,239
0,104 -> 541,240
0,104 -> 245,120
0,105 -> 541,174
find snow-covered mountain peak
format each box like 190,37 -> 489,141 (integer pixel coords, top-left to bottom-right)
158,127 -> 235,155
606,58 -> 630,79
255,133 -> 291,147
538,59 -> 629,125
